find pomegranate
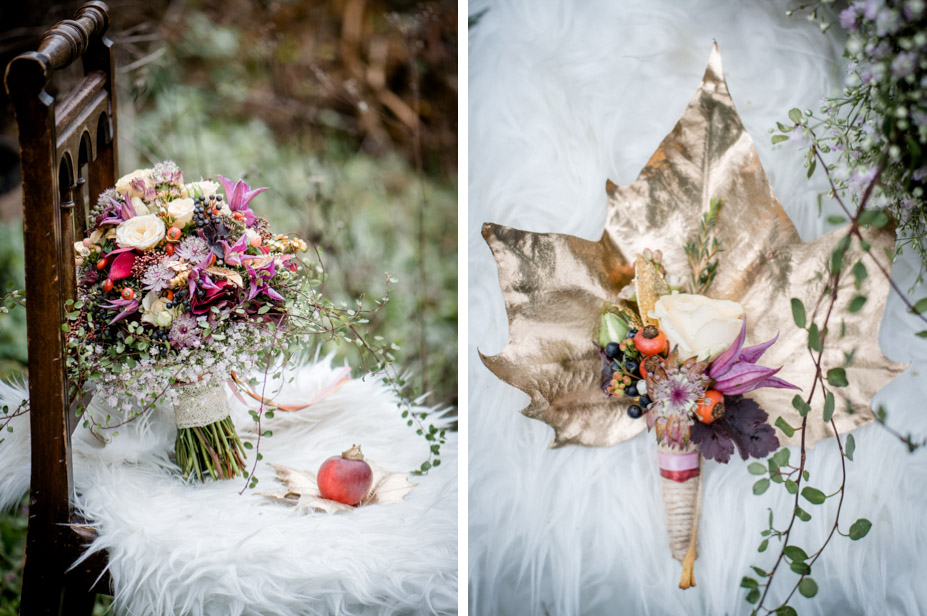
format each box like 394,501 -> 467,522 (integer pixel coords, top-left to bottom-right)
317,444 -> 373,506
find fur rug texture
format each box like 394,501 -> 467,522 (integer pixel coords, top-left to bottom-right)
468,1 -> 927,615
0,361 -> 457,615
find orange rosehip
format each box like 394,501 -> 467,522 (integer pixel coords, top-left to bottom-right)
166,226 -> 183,242
121,288 -> 135,301
639,354 -> 664,379
96,258 -> 107,271
165,243 -> 175,256
694,390 -> 725,424
633,325 -> 667,356
103,278 -> 114,292
165,289 -> 174,301
233,212 -> 245,221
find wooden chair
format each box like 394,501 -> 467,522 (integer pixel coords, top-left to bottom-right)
4,2 -> 116,613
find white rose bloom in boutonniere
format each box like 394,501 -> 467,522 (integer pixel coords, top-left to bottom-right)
115,168 -> 153,199
141,291 -> 175,327
651,293 -> 744,361
115,214 -> 166,250
167,197 -> 195,228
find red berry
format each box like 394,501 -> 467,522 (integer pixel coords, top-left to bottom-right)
633,326 -> 667,356
167,226 -> 183,242
96,259 -> 107,270
165,243 -> 175,256
121,288 -> 135,301
103,278 -> 114,292
317,444 -> 373,506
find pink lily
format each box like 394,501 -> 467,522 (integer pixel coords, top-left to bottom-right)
216,175 -> 268,226
708,319 -> 800,396
101,297 -> 139,325
245,259 -> 284,302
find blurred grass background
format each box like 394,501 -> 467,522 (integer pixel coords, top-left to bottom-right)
0,0 -> 456,611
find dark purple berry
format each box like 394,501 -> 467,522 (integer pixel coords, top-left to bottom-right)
627,405 -> 643,419
604,342 -> 620,359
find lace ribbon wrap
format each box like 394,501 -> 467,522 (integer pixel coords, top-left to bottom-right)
657,443 -> 701,563
173,379 -> 231,429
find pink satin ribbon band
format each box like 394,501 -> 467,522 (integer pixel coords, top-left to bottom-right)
658,451 -> 700,482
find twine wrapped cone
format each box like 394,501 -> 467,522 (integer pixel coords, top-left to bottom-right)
657,442 -> 702,588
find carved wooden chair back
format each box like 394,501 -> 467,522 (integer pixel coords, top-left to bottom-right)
4,1 -> 116,612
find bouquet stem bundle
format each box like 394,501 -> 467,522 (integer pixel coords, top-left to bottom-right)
173,379 -> 246,481
657,442 -> 701,589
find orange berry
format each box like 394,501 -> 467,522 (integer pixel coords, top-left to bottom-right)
165,243 -> 175,256
103,278 -> 114,292
166,226 -> 183,242
694,390 -> 725,423
249,235 -> 262,248
96,259 -> 107,270
165,290 -> 174,300
233,212 -> 245,221
121,288 -> 135,301
633,326 -> 667,356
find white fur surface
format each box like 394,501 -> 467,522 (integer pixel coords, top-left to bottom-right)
0,361 -> 457,615
468,1 -> 927,614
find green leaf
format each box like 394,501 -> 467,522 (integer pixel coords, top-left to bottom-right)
777,605 -> 798,616
751,566 -> 767,577
916,331 -> 927,338
792,395 -> 811,418
852,261 -> 868,289
775,416 -> 795,438
795,506 -> 811,522
799,577 -> 819,598
789,560 -> 811,575
773,448 -> 791,467
858,209 -> 889,228
807,158 -> 816,178
783,545 -> 809,562
791,298 -> 806,328
849,518 -> 872,540
242,441 -> 253,449
748,462 -> 767,475
788,108 -> 803,124
802,486 -> 827,505
913,298 -> 927,315
758,539 -> 769,553
827,367 -> 849,387
772,134 -> 789,144
848,295 -> 867,313
746,588 -> 761,604
845,433 -> 855,461
808,323 -> 822,353
753,479 -> 770,495
827,215 -> 847,225
741,576 -> 759,589
823,392 -> 836,423
785,479 -> 798,494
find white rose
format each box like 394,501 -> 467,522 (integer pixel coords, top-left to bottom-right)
167,198 -> 195,228
185,180 -> 220,199
73,241 -> 90,258
130,197 -> 149,217
115,169 -> 153,199
115,214 -> 166,250
141,291 -> 175,327
651,293 -> 744,361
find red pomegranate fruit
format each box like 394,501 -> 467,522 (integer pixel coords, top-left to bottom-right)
317,444 -> 373,506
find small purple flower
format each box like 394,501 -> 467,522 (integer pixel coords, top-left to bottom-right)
891,52 -> 917,79
169,313 -> 201,348
176,236 -> 211,262
708,320 -> 799,396
863,0 -> 883,20
217,175 -> 268,226
101,297 -> 139,325
141,262 -> 175,292
839,6 -> 858,30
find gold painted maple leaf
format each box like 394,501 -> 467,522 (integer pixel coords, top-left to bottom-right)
480,44 -> 905,449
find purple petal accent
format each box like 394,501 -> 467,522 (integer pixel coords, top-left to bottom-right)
247,282 -> 260,301
754,375 -> 801,391
739,332 -> 780,364
120,195 -> 137,220
263,285 -> 285,302
99,216 -> 122,225
217,175 -> 236,202
101,298 -> 139,324
240,186 -> 268,208
713,363 -> 778,395
708,319 -> 747,380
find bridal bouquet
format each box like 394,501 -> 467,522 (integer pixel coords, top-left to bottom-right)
67,161 -> 355,481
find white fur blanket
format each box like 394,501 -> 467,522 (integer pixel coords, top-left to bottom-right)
0,361 -> 457,615
468,1 -> 927,614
